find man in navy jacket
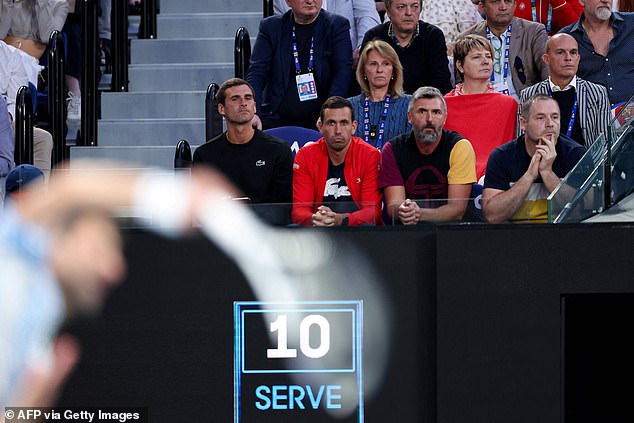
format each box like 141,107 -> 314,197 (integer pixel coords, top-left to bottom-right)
246,0 -> 353,130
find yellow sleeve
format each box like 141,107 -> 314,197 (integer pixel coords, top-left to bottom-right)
448,139 -> 477,185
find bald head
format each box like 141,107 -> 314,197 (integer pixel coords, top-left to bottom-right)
546,33 -> 578,53
543,33 -> 580,87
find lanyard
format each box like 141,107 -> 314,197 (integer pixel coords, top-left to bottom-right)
363,94 -> 391,151
292,26 -> 314,74
547,87 -> 578,138
486,24 -> 511,83
531,0 -> 553,33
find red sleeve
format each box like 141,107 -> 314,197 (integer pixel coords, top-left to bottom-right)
291,149 -> 318,226
550,0 -> 582,33
348,148 -> 382,226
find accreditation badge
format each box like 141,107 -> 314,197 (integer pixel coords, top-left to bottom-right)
296,73 -> 318,101
493,81 -> 511,96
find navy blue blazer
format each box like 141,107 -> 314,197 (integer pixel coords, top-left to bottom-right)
246,9 -> 353,120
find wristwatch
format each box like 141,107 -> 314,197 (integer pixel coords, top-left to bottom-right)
341,214 -> 349,226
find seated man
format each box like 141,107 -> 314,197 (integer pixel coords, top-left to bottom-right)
381,86 -> 477,224
273,0 -> 381,64
361,0 -> 452,94
482,93 -> 586,223
292,96 -> 382,226
519,33 -> 611,148
193,78 -> 293,225
559,1 -> 634,108
246,0 -> 352,129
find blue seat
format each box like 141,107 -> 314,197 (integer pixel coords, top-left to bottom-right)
463,183 -> 484,222
264,126 -> 322,156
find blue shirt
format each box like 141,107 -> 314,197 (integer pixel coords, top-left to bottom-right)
560,12 -> 634,106
0,206 -> 64,406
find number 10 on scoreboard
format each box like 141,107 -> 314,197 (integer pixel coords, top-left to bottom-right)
234,301 -> 363,422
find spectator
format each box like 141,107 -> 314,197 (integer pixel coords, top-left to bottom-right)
0,0 -> 69,59
482,94 -> 586,222
422,0 -> 483,54
559,0 -> 634,107
4,163 -> 44,202
458,0 -> 549,101
1,39 -> 54,180
380,86 -> 477,224
361,0 -> 452,94
513,0 -> 582,34
292,96 -> 382,226
273,0 -> 381,65
448,34 -> 497,95
519,33 -> 610,148
347,40 -> 411,151
445,35 -> 518,179
246,0 -> 353,130
193,78 -> 293,225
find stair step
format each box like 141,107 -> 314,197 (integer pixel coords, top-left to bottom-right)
99,118 -> 206,146
157,12 -> 261,39
70,145 -> 198,169
101,91 -> 206,119
161,0 -> 261,14
130,38 -> 251,64
128,63 -> 233,91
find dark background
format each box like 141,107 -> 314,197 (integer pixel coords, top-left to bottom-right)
58,224 -> 634,423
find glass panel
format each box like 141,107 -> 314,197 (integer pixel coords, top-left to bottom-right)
549,94 -> 634,223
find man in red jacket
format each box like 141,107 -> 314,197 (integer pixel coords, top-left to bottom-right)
292,96 -> 382,226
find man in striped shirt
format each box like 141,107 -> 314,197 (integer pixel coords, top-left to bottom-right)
518,33 -> 610,147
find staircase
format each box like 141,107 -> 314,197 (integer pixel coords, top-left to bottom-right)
70,0 -> 260,168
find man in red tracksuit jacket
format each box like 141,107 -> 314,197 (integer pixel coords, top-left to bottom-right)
292,96 -> 382,226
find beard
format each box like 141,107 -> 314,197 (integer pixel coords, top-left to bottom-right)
595,7 -> 612,21
415,124 -> 441,144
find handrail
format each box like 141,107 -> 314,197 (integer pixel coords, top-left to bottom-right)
80,0 -> 98,146
263,0 -> 274,18
47,30 -> 66,164
174,139 -> 192,169
234,27 -> 251,79
141,0 -> 158,39
111,0 -> 129,92
14,86 -> 34,166
205,83 -> 223,142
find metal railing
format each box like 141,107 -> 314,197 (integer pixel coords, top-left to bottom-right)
141,0 -> 158,39
111,0 -> 129,92
174,139 -> 192,169
14,86 -> 34,165
263,0 -> 274,18
80,0 -> 98,146
205,83 -> 223,142
47,30 -> 66,164
234,27 -> 251,79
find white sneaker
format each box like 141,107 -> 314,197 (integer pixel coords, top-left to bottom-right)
66,92 -> 81,121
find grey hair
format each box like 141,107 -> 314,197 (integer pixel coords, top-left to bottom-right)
408,86 -> 446,113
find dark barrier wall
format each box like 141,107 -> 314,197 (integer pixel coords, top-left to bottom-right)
58,225 -> 634,423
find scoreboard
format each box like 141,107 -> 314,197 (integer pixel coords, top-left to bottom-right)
234,301 -> 363,422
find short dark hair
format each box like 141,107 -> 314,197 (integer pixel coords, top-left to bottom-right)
384,0 -> 422,9
215,78 -> 255,105
520,93 -> 559,121
319,96 -> 355,122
